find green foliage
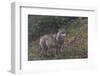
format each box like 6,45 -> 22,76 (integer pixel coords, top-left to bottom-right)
28,15 -> 88,60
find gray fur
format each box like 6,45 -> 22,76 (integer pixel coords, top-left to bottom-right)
39,29 -> 66,56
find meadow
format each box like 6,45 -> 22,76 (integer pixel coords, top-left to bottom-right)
28,15 -> 88,61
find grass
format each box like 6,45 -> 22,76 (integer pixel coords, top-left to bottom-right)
28,24 -> 88,61
28,35 -> 88,61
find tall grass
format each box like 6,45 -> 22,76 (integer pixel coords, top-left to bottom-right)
28,25 -> 88,60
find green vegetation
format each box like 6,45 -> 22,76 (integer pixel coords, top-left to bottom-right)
28,15 -> 88,61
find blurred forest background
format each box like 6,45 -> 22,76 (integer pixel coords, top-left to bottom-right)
28,15 -> 88,61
